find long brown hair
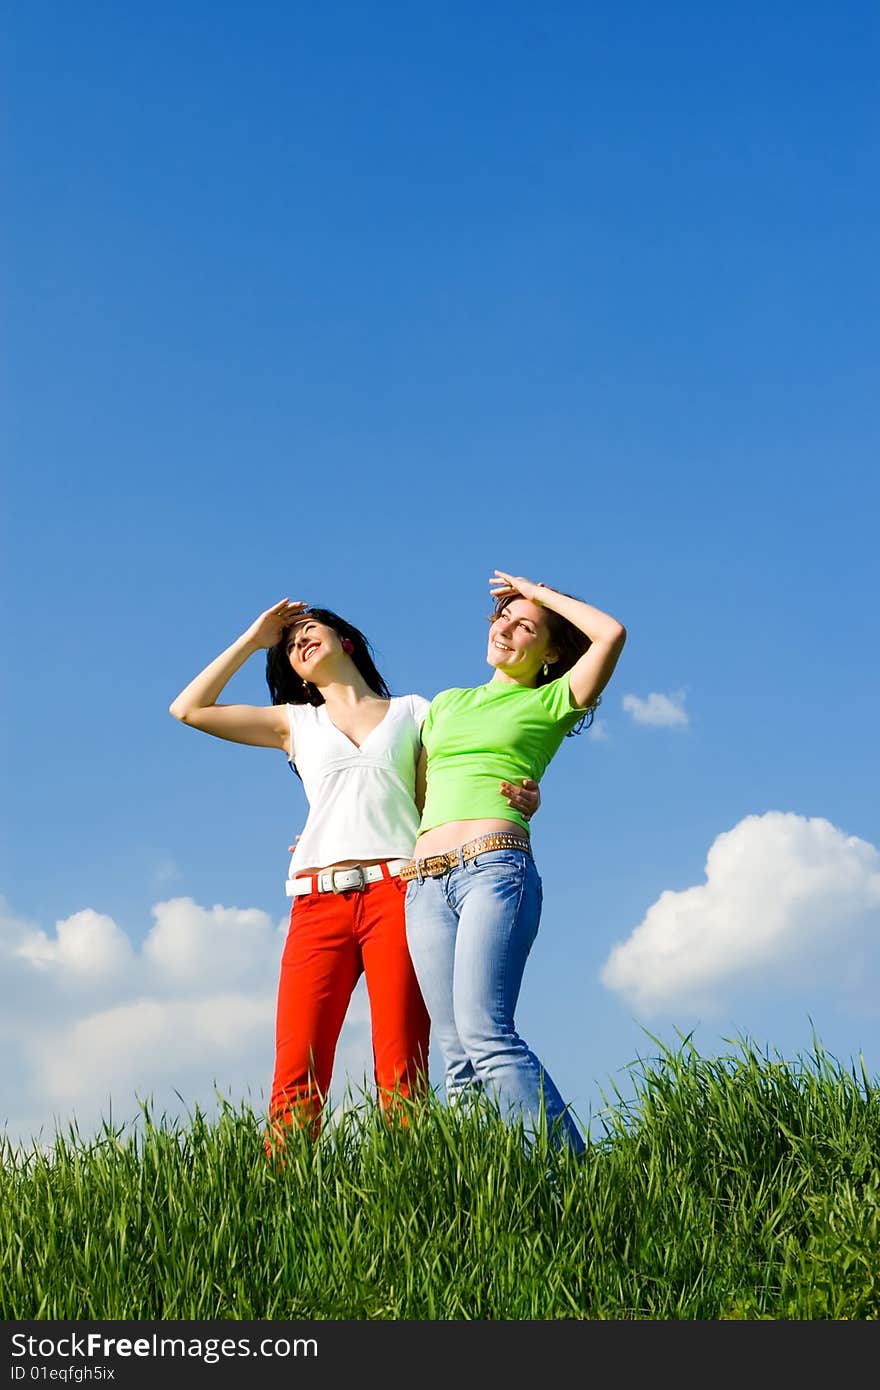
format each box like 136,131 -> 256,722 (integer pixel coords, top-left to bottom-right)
489,592 -> 597,734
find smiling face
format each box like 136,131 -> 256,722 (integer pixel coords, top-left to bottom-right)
487,598 -> 558,685
285,617 -> 345,680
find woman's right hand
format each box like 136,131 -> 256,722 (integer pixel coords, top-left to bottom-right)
170,599 -> 303,750
245,599 -> 309,650
489,570 -> 543,605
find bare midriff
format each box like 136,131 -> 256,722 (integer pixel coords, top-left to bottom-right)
294,855 -> 404,876
413,818 -> 529,860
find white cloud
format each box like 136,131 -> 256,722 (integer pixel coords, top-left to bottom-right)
0,894 -> 374,1147
600,812 -> 880,1016
143,897 -> 282,992
622,689 -> 689,727
16,909 -> 134,982
31,994 -> 273,1105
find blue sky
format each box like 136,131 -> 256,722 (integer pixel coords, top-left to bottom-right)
3,2 -> 879,1146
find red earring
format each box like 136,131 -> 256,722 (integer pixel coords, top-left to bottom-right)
341,637 -> 354,653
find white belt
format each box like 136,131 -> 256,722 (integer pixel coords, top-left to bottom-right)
286,859 -> 410,898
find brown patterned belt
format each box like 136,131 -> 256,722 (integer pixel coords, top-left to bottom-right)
399,832 -> 532,882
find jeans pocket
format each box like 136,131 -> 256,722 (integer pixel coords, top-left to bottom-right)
471,849 -> 528,875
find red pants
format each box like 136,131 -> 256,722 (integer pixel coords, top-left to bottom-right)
269,871 -> 430,1138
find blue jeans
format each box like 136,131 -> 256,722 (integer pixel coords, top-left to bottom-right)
404,848 -> 585,1154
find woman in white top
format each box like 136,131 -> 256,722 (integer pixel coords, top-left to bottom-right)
170,598 -> 539,1141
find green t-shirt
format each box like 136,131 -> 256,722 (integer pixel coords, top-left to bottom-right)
418,673 -> 588,834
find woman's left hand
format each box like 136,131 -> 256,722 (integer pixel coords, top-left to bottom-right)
500,777 -> 541,821
489,570 -> 544,604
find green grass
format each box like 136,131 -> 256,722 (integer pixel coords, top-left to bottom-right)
3,1037 -> 878,1319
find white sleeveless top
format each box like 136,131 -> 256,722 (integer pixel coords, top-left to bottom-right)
285,693 -> 430,879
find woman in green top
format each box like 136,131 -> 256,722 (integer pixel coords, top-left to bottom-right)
402,569 -> 626,1153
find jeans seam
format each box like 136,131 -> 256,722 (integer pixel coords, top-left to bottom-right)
497,859 -> 527,1031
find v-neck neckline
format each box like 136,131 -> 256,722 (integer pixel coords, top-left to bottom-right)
320,699 -> 392,752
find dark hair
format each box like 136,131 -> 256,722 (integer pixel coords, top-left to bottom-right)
265,607 -> 391,707
489,591 -> 598,735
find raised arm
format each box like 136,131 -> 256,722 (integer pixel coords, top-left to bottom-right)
169,599 -> 307,750
490,570 -> 626,710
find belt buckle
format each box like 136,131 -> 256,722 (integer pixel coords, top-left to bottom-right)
423,855 -> 449,878
331,866 -> 366,893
